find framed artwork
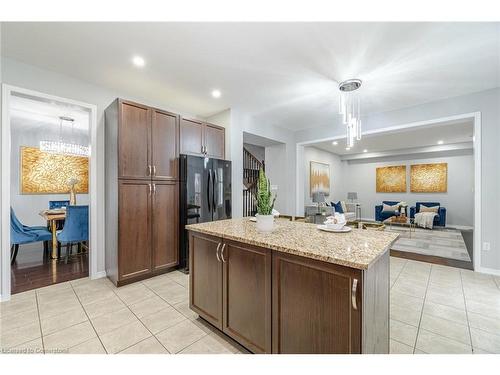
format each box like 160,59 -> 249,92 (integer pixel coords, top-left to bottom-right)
310,161 -> 330,196
410,163 -> 448,193
376,165 -> 407,193
20,146 -> 89,194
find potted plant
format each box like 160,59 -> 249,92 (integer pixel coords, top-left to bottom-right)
255,168 -> 277,232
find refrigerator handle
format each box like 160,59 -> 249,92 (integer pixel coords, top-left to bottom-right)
212,169 -> 216,212
207,169 -> 211,212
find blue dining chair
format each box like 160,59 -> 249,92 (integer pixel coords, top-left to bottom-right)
56,205 -> 89,263
10,210 -> 52,264
49,200 -> 70,209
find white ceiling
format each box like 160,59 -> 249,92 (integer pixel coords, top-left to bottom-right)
312,119 -> 474,155
10,93 -> 90,132
2,22 -> 499,131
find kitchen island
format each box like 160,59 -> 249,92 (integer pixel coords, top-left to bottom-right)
186,218 -> 398,354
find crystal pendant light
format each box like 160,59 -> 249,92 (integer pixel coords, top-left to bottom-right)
338,79 -> 362,147
40,116 -> 90,157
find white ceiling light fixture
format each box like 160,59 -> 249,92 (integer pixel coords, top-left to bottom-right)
40,116 -> 90,157
437,140 -> 444,145
363,149 -> 368,153
332,141 -> 338,146
132,55 -> 145,67
345,147 -> 351,151
211,89 -> 221,98
339,79 -> 362,148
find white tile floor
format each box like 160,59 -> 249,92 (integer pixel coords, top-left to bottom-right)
1,257 -> 499,354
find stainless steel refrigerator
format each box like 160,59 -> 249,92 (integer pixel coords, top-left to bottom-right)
179,154 -> 232,271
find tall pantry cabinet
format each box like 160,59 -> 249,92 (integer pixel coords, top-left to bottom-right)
105,99 -> 180,286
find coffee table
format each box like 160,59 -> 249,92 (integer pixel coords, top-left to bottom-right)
383,216 -> 415,238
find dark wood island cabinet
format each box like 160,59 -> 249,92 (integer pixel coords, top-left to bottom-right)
187,218 -> 397,354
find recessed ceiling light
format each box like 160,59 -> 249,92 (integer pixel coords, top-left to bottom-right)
437,140 -> 444,145
345,147 -> 351,151
332,141 -> 338,146
211,89 -> 221,98
132,56 -> 145,67
363,149 -> 368,153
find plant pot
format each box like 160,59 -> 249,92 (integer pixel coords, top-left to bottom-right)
255,214 -> 274,232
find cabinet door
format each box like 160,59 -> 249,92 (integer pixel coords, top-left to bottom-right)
189,232 -> 223,329
152,181 -> 179,271
272,252 -> 362,353
180,118 -> 204,156
222,240 -> 272,353
204,123 -> 225,159
151,109 -> 178,180
118,180 -> 152,280
118,101 -> 150,179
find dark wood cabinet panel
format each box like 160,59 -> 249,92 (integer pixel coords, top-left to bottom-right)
118,101 -> 150,179
152,182 -> 179,271
180,118 -> 204,156
189,233 -> 223,329
204,123 -> 225,159
222,241 -> 271,353
272,252 -> 362,354
118,180 -> 152,280
151,109 -> 179,180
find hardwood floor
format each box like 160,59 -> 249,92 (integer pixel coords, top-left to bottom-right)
11,244 -> 88,294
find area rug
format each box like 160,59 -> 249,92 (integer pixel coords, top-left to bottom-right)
385,226 -> 471,262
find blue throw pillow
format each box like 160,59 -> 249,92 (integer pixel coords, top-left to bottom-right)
331,201 -> 344,214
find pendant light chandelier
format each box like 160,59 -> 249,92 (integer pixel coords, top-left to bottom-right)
338,79 -> 362,147
40,116 -> 90,157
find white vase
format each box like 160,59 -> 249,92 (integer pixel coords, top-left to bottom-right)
255,214 -> 274,232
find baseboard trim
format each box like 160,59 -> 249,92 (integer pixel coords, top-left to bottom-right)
91,271 -> 107,280
476,267 -> 500,276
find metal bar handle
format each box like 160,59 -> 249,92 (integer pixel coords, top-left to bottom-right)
153,183 -> 156,195
220,243 -> 226,263
351,278 -> 358,310
216,243 -> 221,262
147,165 -> 152,176
153,165 -> 156,176
148,183 -> 152,196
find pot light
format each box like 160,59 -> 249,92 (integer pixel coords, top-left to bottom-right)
132,56 -> 145,67
332,141 -> 338,146
437,140 -> 444,145
211,89 -> 221,98
363,149 -> 368,153
345,147 -> 351,151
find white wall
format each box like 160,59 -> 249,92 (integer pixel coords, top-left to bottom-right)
343,153 -> 474,226
264,143 -> 286,213
10,119 -> 90,226
302,146 -> 345,207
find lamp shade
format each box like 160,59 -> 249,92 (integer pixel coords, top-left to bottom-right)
312,192 -> 325,203
347,192 -> 358,200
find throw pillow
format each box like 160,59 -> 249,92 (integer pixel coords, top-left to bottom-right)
382,203 -> 399,212
332,201 -> 344,213
340,201 -> 347,213
420,205 -> 439,213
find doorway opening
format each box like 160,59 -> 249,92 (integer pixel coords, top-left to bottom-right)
2,85 -> 98,299
296,113 -> 481,271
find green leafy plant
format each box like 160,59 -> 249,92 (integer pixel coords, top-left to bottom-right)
256,168 -> 277,215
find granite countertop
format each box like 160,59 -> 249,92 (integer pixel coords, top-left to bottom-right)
186,218 -> 399,270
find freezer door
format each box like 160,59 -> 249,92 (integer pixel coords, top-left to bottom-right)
184,155 -> 212,224
212,159 -> 232,221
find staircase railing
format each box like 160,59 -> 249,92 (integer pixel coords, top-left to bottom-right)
243,147 -> 265,217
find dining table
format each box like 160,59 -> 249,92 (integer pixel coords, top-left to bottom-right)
39,209 -> 66,259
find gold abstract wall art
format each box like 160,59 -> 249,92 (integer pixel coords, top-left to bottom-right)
376,165 -> 407,193
20,146 -> 89,194
310,161 -> 330,196
410,163 -> 448,193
